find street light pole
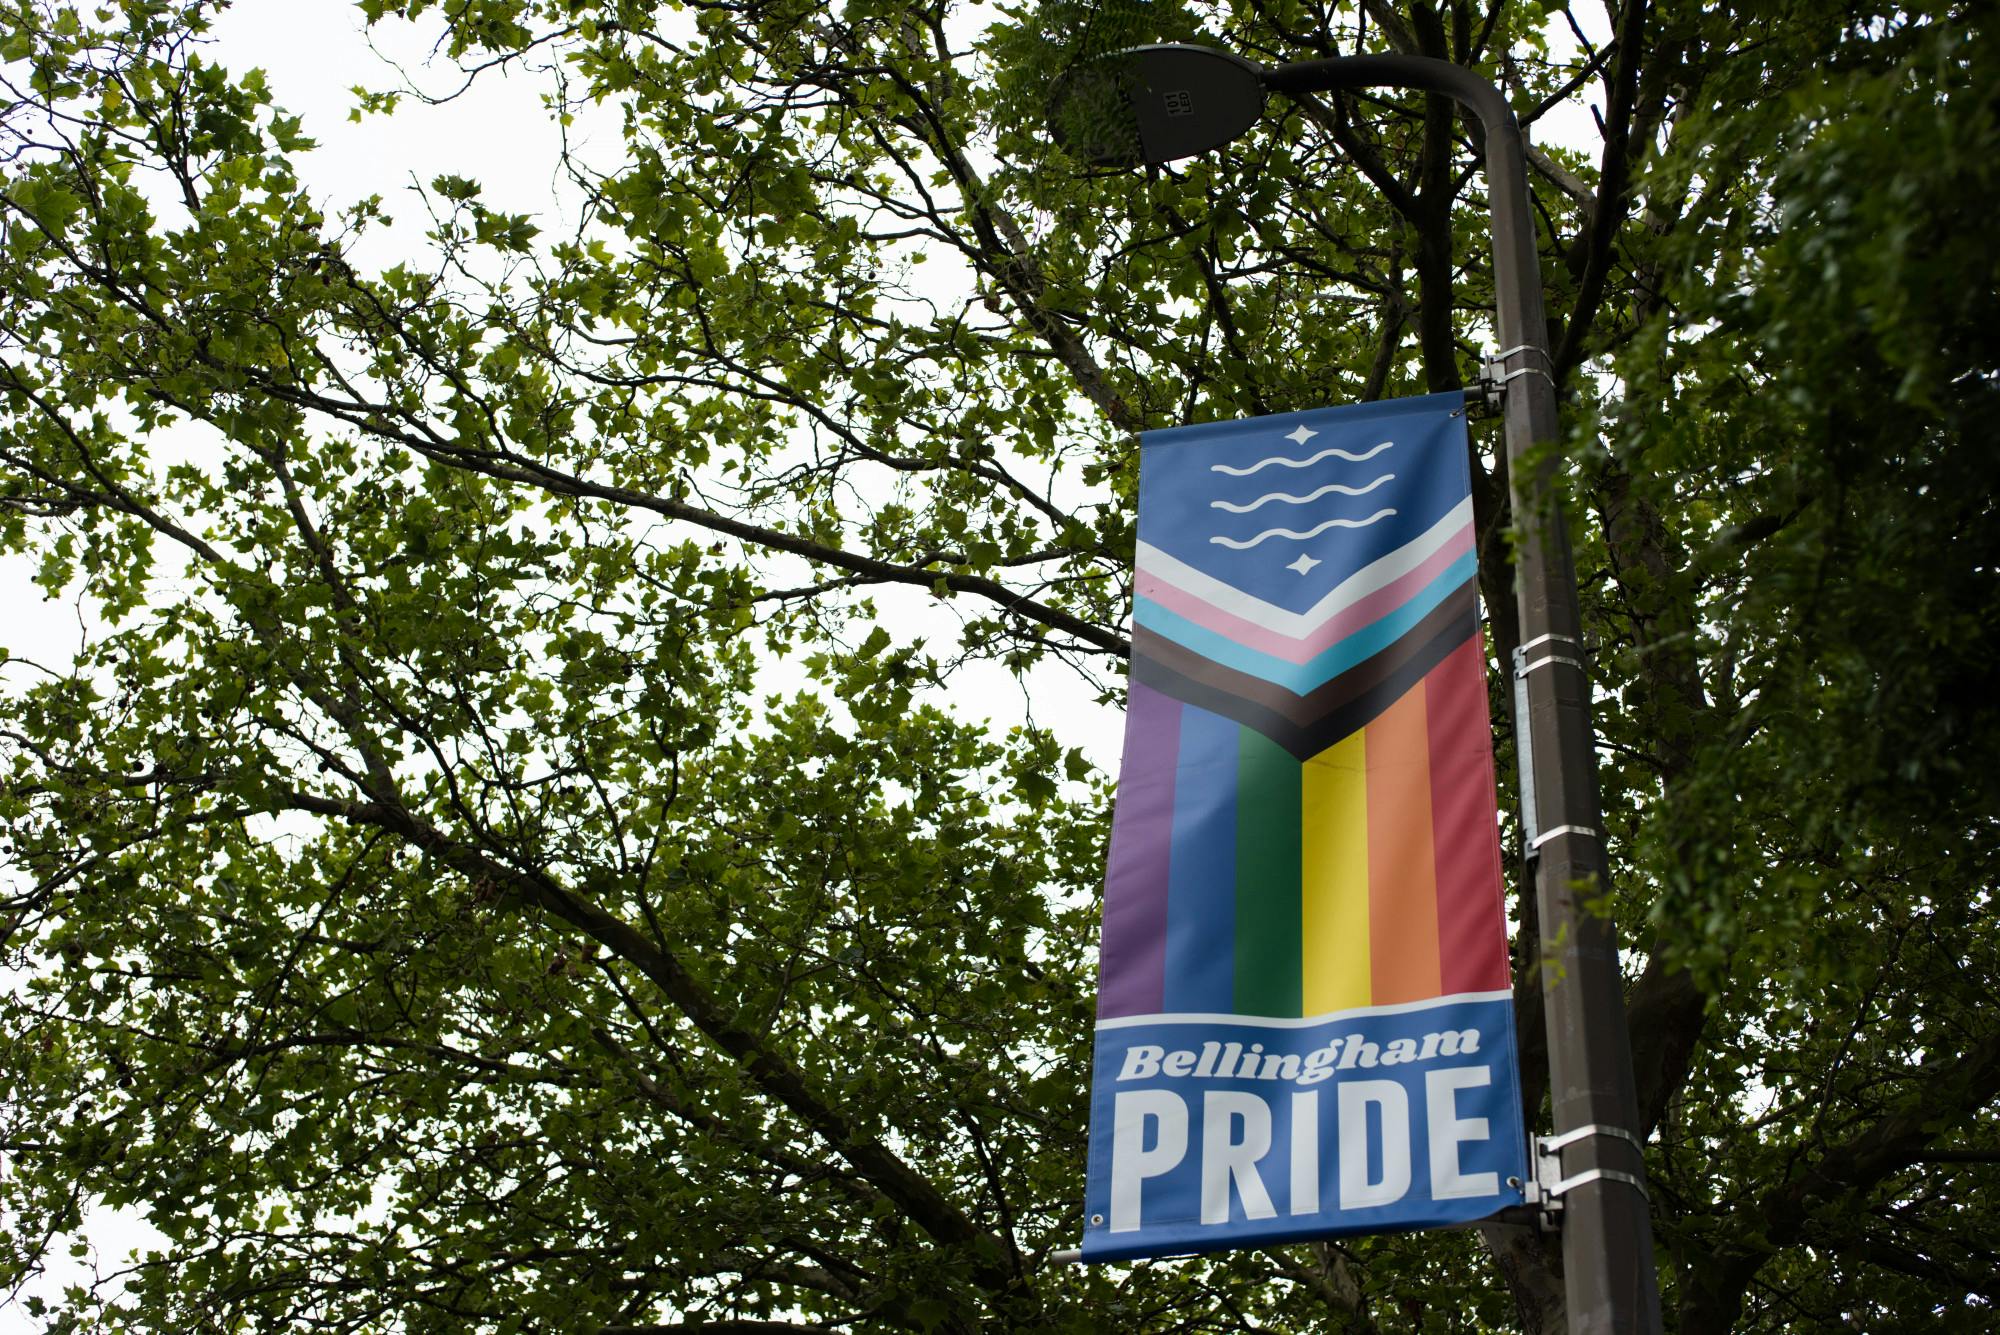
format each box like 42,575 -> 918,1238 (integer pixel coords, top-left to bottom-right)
1049,44 -> 1662,1335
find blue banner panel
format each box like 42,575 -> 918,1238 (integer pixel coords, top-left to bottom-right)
1089,397 -> 1523,1261
1081,996 -> 1528,1260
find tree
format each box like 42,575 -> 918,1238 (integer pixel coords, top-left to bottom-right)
1,0 -> 1994,1330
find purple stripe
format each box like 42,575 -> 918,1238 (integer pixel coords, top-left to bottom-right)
1097,682 -> 1180,1018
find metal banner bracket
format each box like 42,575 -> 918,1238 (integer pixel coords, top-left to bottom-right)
1516,1123 -> 1649,1230
1513,632 -> 1589,867
1476,343 -> 1558,412
1510,644 -> 1541,853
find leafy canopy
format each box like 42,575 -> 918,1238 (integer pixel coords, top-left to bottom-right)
1,0 -> 1995,1331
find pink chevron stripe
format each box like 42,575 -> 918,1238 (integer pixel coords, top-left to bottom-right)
1137,520 -> 1476,665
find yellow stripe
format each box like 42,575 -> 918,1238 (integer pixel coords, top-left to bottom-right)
1301,729 -> 1371,1015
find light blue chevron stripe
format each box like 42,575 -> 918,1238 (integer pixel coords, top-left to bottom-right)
1133,549 -> 1477,695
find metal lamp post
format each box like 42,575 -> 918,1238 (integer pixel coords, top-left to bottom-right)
1048,43 -> 1662,1335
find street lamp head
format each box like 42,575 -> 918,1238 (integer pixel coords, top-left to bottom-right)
1047,43 -> 1270,168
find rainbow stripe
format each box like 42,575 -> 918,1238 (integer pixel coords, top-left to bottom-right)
1097,394 -> 1509,1023
1100,639 -> 1509,1019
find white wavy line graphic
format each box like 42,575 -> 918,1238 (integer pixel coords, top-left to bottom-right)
1209,508 -> 1397,549
1210,439 -> 1395,476
1210,473 -> 1394,513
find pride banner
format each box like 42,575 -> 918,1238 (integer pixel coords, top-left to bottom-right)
1083,394 -> 1527,1261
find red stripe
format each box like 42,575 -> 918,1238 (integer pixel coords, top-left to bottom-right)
1426,634 -> 1512,993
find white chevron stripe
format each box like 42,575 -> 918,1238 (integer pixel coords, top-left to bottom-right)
1136,497 -> 1474,639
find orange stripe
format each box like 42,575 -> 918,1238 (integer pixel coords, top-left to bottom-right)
1365,686 -> 1443,1003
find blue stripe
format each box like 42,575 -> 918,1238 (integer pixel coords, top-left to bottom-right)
1134,550 -> 1478,694
1165,704 -> 1239,1014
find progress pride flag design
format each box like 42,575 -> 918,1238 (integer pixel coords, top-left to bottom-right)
1083,395 -> 1528,1261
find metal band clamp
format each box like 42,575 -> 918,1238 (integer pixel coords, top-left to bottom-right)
1529,824 -> 1599,849
1518,652 -> 1586,676
1493,364 -> 1556,388
1539,1122 -> 1641,1154
1490,343 -> 1555,367
1546,1167 -> 1649,1200
1514,632 -> 1587,678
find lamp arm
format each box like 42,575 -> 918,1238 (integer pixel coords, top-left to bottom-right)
1266,54 -> 1514,138
1262,56 -> 1542,382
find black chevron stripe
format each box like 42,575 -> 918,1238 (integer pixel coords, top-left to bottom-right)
1131,599 -> 1479,760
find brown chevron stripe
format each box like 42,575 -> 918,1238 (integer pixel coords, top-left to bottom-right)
1132,594 -> 1480,760
1132,578 -> 1477,725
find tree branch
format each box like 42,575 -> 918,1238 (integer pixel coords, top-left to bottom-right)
278,789 -> 1031,1310
1677,1028 -> 2000,1331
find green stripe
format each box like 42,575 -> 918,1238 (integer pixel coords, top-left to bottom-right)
1234,726 -> 1303,1016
